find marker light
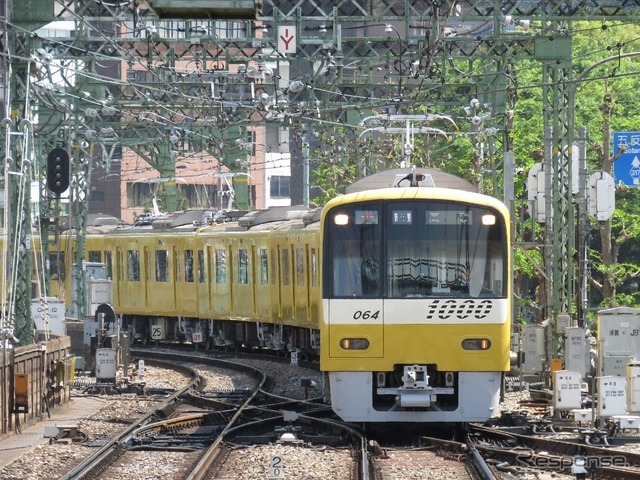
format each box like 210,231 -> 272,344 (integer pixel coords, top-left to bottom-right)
482,214 -> 496,226
340,338 -> 370,350
334,213 -> 349,225
461,338 -> 491,350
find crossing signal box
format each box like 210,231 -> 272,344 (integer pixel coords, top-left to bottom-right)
47,148 -> 70,195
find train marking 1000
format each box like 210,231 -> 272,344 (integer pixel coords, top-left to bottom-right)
14,168 -> 511,423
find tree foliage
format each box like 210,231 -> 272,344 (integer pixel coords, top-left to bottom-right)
308,21 -> 640,311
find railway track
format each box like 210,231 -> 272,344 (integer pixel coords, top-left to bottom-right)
56,353 -> 266,479
56,350 -> 359,479
469,423 -> 640,478
50,346 -> 640,480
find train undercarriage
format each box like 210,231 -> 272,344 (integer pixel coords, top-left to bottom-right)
123,314 -> 320,358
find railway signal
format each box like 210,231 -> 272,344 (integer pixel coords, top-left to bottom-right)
46,148 -> 70,195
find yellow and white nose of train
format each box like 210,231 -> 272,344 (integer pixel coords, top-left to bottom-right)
321,296 -> 509,422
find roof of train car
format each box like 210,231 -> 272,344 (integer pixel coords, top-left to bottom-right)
345,168 -> 477,193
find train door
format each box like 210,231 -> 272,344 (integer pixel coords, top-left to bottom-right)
277,241 -> 294,321
232,240 -> 253,317
212,241 -> 231,316
253,244 -> 270,319
144,246 -> 152,311
195,245 -> 209,319
294,244 -> 308,325
251,245 -> 258,316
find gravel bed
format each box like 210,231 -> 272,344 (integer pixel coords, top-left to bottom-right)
3,354 -> 637,480
0,364 -> 203,480
218,444 -> 353,480
374,449 -> 471,480
98,450 -> 202,479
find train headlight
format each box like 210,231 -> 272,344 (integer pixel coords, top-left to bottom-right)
340,338 -> 370,350
461,338 -> 491,350
482,214 -> 496,226
334,213 -> 349,225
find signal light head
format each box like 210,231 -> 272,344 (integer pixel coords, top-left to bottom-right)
46,148 -> 70,195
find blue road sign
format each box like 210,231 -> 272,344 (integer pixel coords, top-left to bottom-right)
613,132 -> 640,186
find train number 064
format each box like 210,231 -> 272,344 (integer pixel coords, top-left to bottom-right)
353,310 -> 380,320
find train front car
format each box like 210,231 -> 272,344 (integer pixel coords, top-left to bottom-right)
320,179 -> 510,423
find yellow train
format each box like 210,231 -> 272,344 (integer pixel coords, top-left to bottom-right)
15,168 -> 512,423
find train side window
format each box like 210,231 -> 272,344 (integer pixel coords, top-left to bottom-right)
296,248 -> 305,287
280,248 -> 290,286
310,248 -> 317,287
156,249 -> 169,282
259,248 -> 268,285
215,249 -> 227,284
127,250 -> 141,281
197,250 -> 205,283
88,251 -> 101,262
104,251 -> 112,279
238,249 -> 249,284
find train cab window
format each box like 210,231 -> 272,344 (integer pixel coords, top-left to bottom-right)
88,251 -> 101,262
259,248 -> 268,285
215,249 -> 227,284
280,248 -> 290,286
197,250 -> 205,283
324,206 -> 382,298
184,249 -> 194,283
296,248 -> 305,287
156,249 -> 169,282
385,202 -> 506,299
238,249 -> 249,284
127,250 -> 141,281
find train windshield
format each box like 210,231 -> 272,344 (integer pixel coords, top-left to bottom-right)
324,200 -> 507,299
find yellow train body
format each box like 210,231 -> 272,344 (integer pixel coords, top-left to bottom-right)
4,169 -> 510,423
319,184 -> 511,422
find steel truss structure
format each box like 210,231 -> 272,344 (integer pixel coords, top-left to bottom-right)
2,0 -> 640,342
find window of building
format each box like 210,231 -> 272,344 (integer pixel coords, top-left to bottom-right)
270,176 -> 290,199
90,190 -> 105,202
127,182 -> 153,207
